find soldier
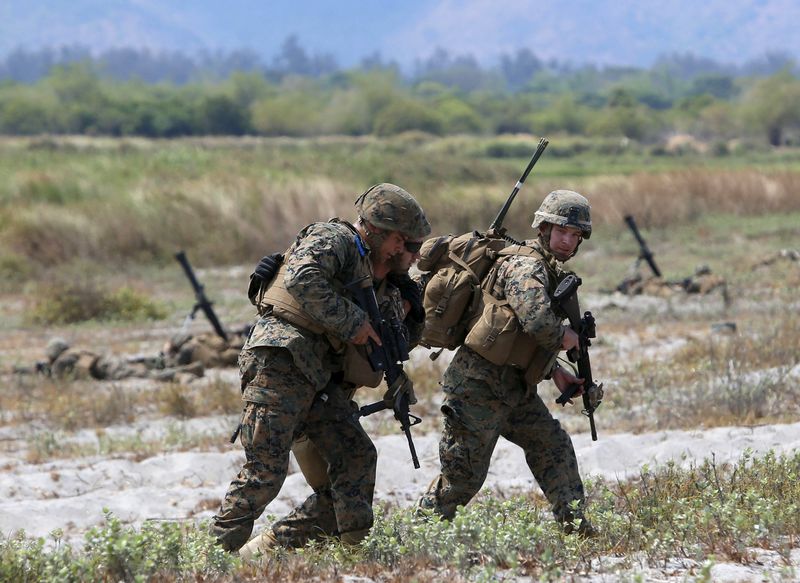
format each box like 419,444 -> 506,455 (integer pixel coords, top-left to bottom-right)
418,189 -> 595,535
24,337 -> 216,383
238,241 -> 425,558
210,183 -> 430,553
162,326 -> 249,370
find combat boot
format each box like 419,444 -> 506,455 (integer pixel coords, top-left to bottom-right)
239,529 -> 281,561
339,527 -> 370,546
563,516 -> 598,539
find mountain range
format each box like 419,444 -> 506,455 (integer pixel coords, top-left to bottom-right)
2,0 -> 798,68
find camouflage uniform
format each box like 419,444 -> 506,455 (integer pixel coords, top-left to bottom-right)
419,190 -> 592,528
266,279 -> 416,550
163,328 -> 247,370
213,183 -> 430,553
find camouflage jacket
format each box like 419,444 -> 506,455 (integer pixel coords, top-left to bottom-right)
493,239 -> 569,356
245,220 -> 372,389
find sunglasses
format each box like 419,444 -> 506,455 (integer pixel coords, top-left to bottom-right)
404,240 -> 423,254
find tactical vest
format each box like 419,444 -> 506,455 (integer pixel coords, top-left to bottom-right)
259,261 -> 329,335
464,244 -> 580,386
257,219 -> 386,387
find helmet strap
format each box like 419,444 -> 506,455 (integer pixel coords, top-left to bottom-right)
537,224 -> 553,254
361,220 -> 391,257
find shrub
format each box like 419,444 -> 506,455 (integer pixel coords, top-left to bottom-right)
26,281 -> 167,325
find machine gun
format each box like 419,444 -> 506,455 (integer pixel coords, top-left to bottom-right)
624,215 -> 661,277
487,137 -> 549,244
552,274 -> 603,441
349,275 -> 421,469
175,251 -> 228,342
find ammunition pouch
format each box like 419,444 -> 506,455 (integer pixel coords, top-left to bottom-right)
464,293 -> 557,386
342,344 -> 383,388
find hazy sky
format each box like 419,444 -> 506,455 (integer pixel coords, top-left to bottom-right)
3,0 -> 799,67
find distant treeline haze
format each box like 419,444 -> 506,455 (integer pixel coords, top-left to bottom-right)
0,42 -> 799,145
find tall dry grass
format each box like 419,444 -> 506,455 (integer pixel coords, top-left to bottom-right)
587,169 -> 800,228
2,136 -> 799,284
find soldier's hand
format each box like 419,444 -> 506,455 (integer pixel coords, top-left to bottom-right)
254,253 -> 284,281
248,252 -> 284,306
552,365 -> 584,404
561,326 -> 580,352
384,371 -> 417,406
387,272 -> 424,323
351,321 -> 381,346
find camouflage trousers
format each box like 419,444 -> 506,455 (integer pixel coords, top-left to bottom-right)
211,347 -> 377,552
418,347 -> 585,524
268,384 -> 364,548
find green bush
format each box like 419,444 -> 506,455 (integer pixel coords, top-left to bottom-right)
0,513 -> 237,582
27,281 -> 167,325
373,100 -> 444,136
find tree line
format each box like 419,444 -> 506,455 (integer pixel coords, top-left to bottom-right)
0,40 -> 798,145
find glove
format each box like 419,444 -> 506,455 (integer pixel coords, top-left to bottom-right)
247,252 -> 284,306
383,371 -> 417,407
254,252 -> 284,281
387,272 -> 424,324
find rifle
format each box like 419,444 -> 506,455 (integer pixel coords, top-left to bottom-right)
552,274 -> 603,441
624,215 -> 661,278
174,251 -> 228,343
487,137 -> 549,242
349,275 -> 421,469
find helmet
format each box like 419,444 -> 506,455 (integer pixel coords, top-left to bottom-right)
45,337 -> 70,362
355,183 -> 431,239
531,190 -> 592,239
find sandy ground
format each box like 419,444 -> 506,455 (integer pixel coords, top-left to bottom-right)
1,281 -> 798,580
3,418 -> 800,581
2,413 -> 800,573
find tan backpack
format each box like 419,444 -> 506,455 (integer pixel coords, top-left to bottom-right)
417,231 -> 510,349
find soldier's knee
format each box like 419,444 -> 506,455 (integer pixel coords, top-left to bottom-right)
363,438 -> 378,468
292,437 -> 330,490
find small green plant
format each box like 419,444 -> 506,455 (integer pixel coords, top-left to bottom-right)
157,383 -> 198,418
1,451 -> 798,581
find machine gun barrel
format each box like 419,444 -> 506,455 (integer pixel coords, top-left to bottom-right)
624,215 -> 662,277
175,251 -> 228,342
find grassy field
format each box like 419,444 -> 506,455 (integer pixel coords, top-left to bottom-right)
1,134 -> 799,284
0,135 -> 799,581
